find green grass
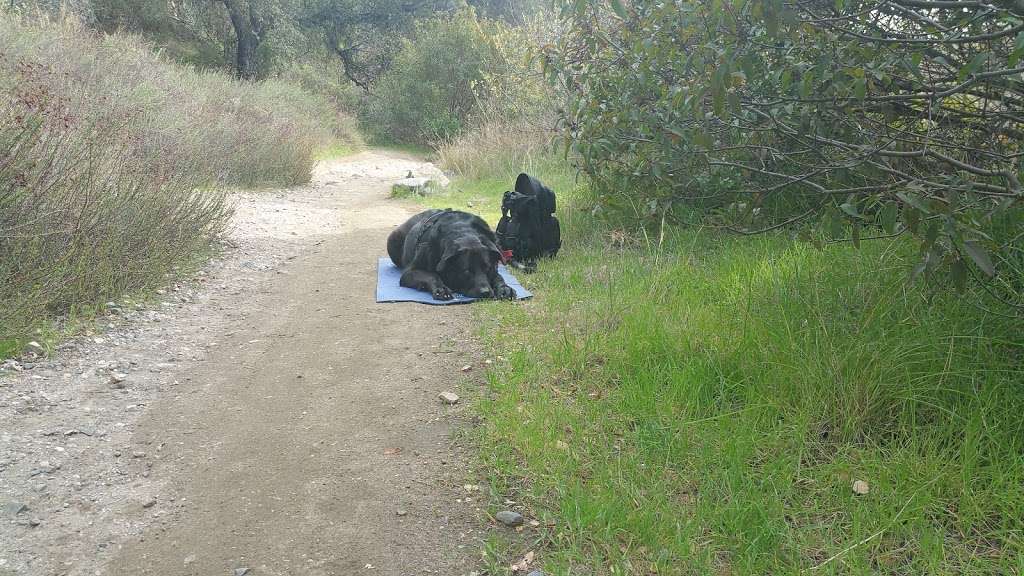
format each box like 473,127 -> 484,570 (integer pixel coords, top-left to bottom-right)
315,142 -> 361,161
439,169 -> 1024,575
412,169 -> 578,227
375,142 -> 436,158
0,338 -> 22,360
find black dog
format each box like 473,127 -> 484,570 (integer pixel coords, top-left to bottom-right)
387,209 -> 515,301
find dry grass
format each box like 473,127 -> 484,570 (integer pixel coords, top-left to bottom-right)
0,14 -> 360,341
435,116 -> 563,181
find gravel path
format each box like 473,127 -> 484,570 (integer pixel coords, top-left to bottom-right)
0,151 -> 488,576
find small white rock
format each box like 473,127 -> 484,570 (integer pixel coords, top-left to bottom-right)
438,391 -> 460,405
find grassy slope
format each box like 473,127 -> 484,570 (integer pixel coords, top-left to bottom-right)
422,168 -> 1024,575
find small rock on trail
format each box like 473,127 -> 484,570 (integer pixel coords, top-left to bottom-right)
438,391 -> 460,405
110,371 -> 128,388
4,502 -> 28,516
495,510 -> 524,527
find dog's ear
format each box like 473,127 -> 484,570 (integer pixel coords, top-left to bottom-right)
436,242 -> 461,273
485,241 -> 503,265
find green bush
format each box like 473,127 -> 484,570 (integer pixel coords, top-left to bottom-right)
545,0 -> 1024,297
0,14 -> 359,340
435,13 -> 564,179
360,8 -> 495,145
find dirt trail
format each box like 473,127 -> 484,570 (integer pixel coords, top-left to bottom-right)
1,151 -> 486,576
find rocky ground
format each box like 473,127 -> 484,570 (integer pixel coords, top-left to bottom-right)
0,151 -> 516,576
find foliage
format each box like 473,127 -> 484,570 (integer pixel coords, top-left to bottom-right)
455,168 -> 1024,574
360,8 -> 496,144
301,0 -> 454,90
0,14 -> 359,339
544,0 -> 1024,298
436,13 -> 563,178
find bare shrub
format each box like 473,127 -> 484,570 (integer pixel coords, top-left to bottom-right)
435,116 -> 560,181
0,14 -> 359,339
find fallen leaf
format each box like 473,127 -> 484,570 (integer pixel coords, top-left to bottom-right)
510,551 -> 535,572
383,447 -> 402,456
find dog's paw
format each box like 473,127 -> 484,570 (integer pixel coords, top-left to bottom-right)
495,285 -> 516,300
433,285 -> 454,300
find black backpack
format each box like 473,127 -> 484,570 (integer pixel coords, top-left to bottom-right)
496,173 -> 561,271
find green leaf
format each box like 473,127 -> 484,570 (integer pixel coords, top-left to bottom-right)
897,191 -> 931,214
879,202 -> 898,234
853,77 -> 866,100
728,90 -> 742,116
958,52 -> 990,82
712,69 -> 725,117
693,128 -> 710,148
829,208 -> 844,239
963,240 -> 995,276
951,258 -> 967,293
924,220 -> 939,248
765,3 -> 779,37
839,202 -> 861,219
741,57 -> 756,83
905,206 -> 920,234
609,0 -> 628,20
1012,32 -> 1024,66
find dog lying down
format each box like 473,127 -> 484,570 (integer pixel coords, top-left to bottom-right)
387,209 -> 515,301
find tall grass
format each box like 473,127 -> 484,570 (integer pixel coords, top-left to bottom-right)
0,14 -> 360,341
456,169 -> 1024,574
435,117 -> 563,182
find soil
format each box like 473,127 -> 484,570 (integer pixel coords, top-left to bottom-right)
0,151 -> 492,576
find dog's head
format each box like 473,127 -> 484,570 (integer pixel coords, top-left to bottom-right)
436,235 -> 502,298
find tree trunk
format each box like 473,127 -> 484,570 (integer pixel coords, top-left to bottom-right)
222,0 -> 260,80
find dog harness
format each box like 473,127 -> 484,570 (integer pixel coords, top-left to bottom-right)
408,209 -> 512,265
408,208 -> 453,252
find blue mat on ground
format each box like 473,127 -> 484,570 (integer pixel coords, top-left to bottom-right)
376,257 -> 532,304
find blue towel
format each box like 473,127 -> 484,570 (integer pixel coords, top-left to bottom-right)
376,257 -> 532,304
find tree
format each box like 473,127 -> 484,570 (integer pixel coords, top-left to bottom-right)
219,0 -> 273,79
360,8 -> 495,143
545,0 -> 1024,299
301,0 -> 455,89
